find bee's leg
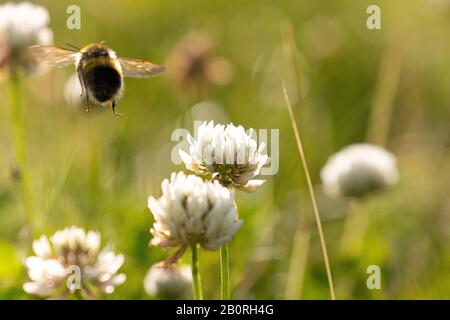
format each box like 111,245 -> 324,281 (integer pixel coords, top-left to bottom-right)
85,94 -> 91,113
77,76 -> 90,113
111,100 -> 122,116
77,72 -> 85,98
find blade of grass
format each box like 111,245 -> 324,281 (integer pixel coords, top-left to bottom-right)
281,21 -> 336,300
282,84 -> 336,300
9,74 -> 36,228
365,44 -> 402,146
284,217 -> 310,299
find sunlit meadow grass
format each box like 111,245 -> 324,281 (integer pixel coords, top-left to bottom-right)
0,0 -> 450,300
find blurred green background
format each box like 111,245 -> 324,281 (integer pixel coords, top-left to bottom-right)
1,0 -> 450,299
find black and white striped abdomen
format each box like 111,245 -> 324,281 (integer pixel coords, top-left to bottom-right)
83,64 -> 122,103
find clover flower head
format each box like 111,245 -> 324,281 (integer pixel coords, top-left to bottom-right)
166,31 -> 233,95
0,1 -> 53,75
179,121 -> 268,192
23,226 -> 126,299
320,143 -> 399,198
144,264 -> 192,299
148,172 -> 242,251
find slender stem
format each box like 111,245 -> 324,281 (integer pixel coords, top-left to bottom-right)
191,244 -> 203,300
282,85 -> 336,300
220,243 -> 230,299
365,44 -> 401,146
74,289 -> 84,300
9,75 -> 36,227
284,220 -> 310,299
339,199 -> 368,257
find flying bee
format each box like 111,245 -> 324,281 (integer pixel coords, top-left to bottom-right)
29,42 -> 165,116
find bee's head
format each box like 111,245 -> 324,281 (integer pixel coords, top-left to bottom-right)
81,43 -> 115,59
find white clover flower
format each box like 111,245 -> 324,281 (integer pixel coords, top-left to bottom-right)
320,143 -> 399,198
64,73 -> 83,107
148,172 -> 242,251
23,226 -> 126,299
144,264 -> 192,299
179,121 -> 268,192
0,2 -> 53,74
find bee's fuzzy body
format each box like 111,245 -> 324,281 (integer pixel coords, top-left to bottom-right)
77,44 -> 124,112
29,42 -> 166,115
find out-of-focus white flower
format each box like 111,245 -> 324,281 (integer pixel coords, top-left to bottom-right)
320,143 -> 399,198
179,121 -> 268,192
148,172 -> 242,251
64,73 -> 83,107
144,264 -> 192,299
0,2 -> 53,75
23,226 -> 126,299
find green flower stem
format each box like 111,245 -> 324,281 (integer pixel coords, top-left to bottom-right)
74,289 -> 84,300
339,200 -> 367,257
191,244 -> 203,300
9,75 -> 36,227
220,243 -> 230,300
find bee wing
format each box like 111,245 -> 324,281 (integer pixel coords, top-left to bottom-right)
118,57 -> 166,78
29,45 -> 79,68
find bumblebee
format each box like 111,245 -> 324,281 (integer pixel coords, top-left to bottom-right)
30,43 -> 165,115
